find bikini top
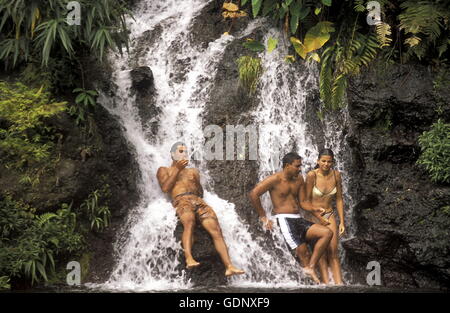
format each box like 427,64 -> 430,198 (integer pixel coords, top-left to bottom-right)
312,170 -> 337,198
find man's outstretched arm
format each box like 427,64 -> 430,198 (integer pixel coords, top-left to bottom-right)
249,175 -> 278,230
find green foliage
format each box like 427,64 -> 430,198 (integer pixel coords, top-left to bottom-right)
80,185 -> 112,232
0,82 -> 66,169
243,40 -> 266,52
0,196 -> 83,285
417,119 -> 450,184
0,0 -> 131,68
320,31 -> 379,110
69,88 -> 99,126
236,56 -> 263,95
237,0 -> 450,113
0,276 -> 10,290
399,0 -> 450,61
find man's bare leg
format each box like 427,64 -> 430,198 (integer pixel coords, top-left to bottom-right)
296,243 -> 311,267
303,224 -> 333,284
200,217 -> 245,277
179,212 -> 200,268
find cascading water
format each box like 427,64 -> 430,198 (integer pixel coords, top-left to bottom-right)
254,29 -> 357,284
89,0 -> 356,291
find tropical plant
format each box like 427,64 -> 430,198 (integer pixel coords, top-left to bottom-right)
237,55 -> 263,94
0,0 -> 131,68
0,196 -> 83,285
80,186 -> 111,232
69,88 -> 99,126
234,0 -> 450,112
417,119 -> 450,184
0,276 -> 10,290
0,81 -> 66,169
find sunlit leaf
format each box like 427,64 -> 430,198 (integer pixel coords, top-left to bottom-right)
285,55 -> 296,63
290,36 -> 307,59
267,37 -> 278,53
223,2 -> 239,12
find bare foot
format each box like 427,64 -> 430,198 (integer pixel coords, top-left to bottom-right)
303,267 -> 320,284
186,259 -> 200,269
225,265 -> 245,277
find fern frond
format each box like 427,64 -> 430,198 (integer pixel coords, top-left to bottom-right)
376,22 -> 392,48
331,74 -> 348,110
399,1 -> 445,40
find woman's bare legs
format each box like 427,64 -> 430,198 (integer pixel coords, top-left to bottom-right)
318,253 -> 330,284
302,224 -> 333,283
327,216 -> 343,285
309,214 -> 331,284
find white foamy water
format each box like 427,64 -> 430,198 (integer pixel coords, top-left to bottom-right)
87,1 -> 356,291
253,29 -> 356,284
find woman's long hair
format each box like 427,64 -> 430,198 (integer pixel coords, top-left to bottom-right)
314,148 -> 335,169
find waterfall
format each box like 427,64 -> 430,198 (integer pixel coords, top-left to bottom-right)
254,29 -> 356,284
88,0 -> 356,291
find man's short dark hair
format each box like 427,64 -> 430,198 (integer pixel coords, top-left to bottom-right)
282,152 -> 302,168
170,141 -> 186,153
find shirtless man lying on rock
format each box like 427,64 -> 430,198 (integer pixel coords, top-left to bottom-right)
157,142 -> 245,277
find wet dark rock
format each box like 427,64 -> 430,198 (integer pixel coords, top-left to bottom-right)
130,66 -> 154,94
174,223 -> 227,286
343,64 -> 450,290
130,66 -> 161,140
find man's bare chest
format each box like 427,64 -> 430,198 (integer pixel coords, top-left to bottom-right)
273,181 -> 300,198
172,168 -> 197,182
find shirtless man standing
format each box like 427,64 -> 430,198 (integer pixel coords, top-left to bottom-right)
156,142 -> 245,277
249,152 -> 333,283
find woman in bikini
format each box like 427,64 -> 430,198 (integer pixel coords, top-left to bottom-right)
304,149 -> 345,285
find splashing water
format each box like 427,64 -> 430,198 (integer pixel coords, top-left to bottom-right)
88,1 -> 355,291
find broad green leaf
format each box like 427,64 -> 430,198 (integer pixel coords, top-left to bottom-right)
75,93 -> 86,103
298,7 -> 310,20
252,0 -> 263,17
290,1 -> 302,16
309,52 -> 321,62
242,0 -> 249,6
243,40 -> 265,52
267,37 -> 278,53
262,0 -> 277,16
290,36 -> 307,59
321,0 -> 332,6
303,21 -> 334,53
290,13 -> 299,34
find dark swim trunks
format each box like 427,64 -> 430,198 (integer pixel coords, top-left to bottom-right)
276,214 -> 314,250
172,193 -> 217,221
